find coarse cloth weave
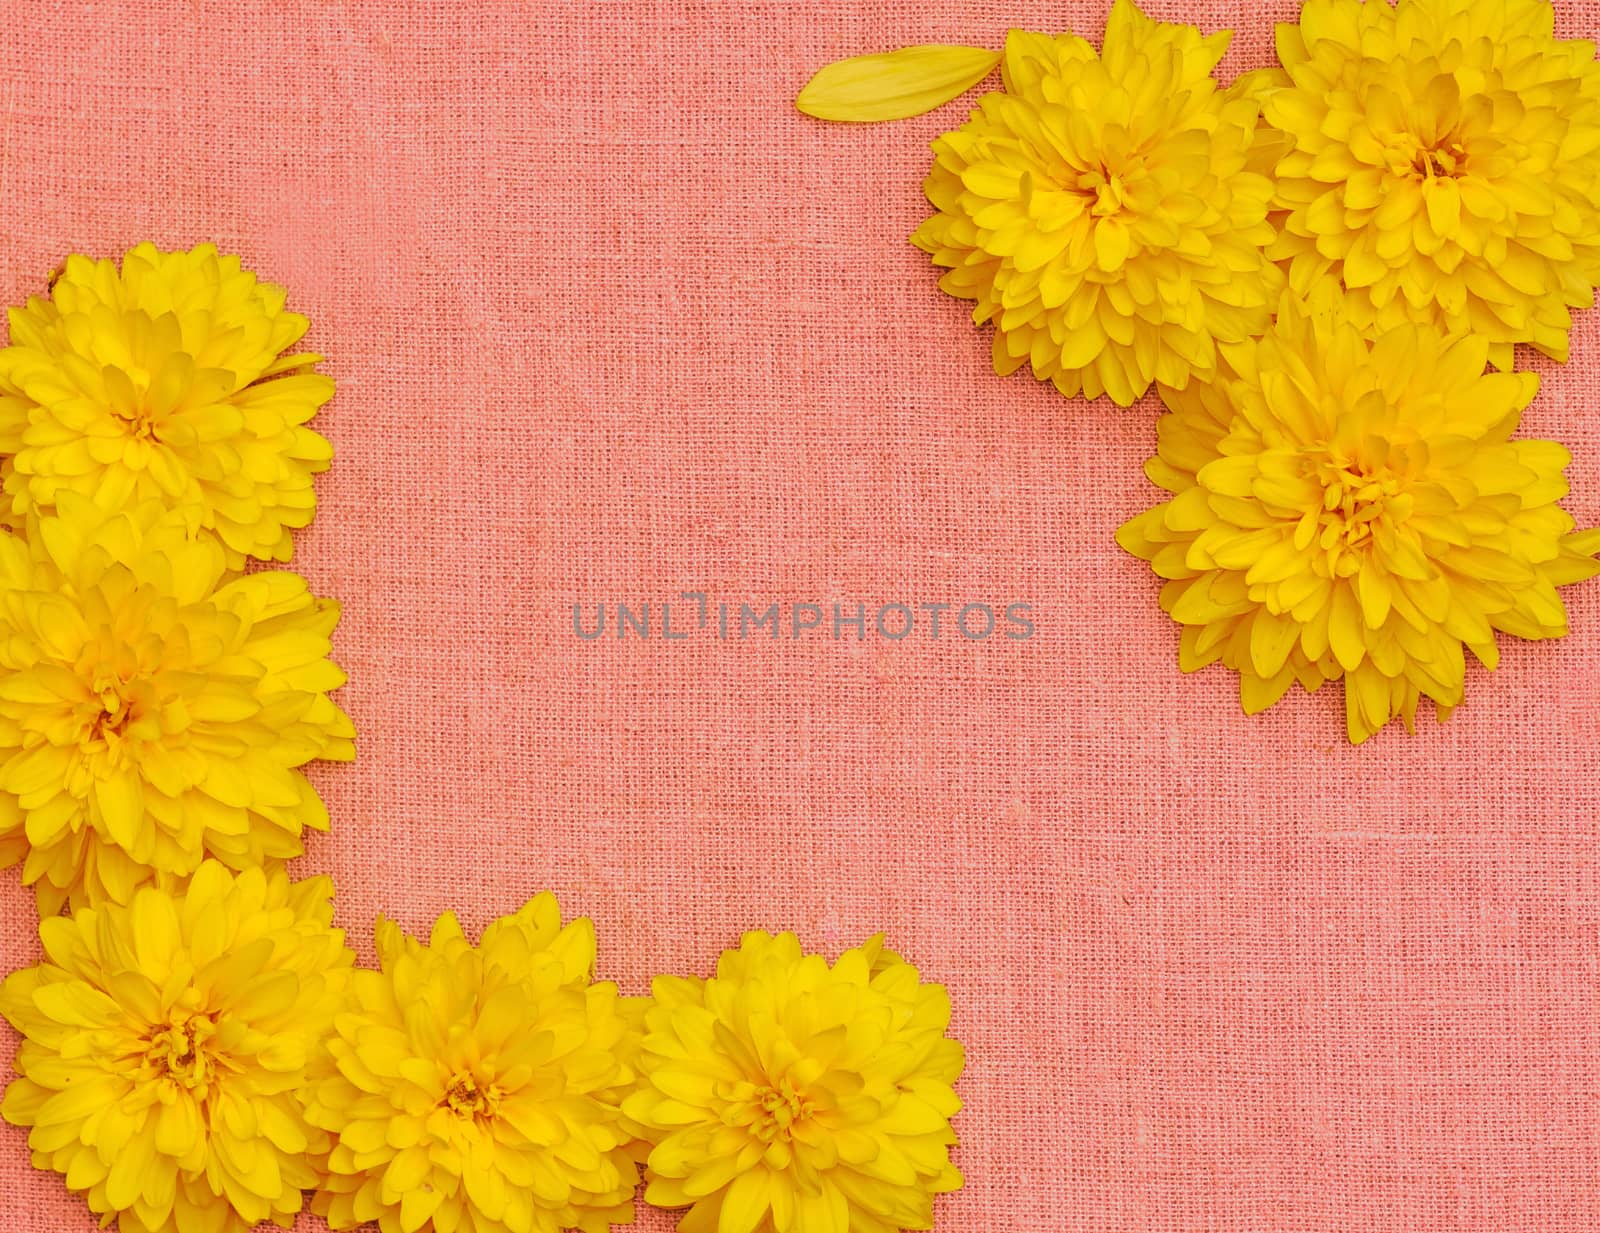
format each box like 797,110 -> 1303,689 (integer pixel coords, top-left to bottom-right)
2,1 -> 1599,1229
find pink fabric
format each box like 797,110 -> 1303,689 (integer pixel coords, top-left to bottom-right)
4,1 -> 1600,1229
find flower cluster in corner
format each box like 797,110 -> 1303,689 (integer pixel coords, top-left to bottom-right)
0,242 -> 360,1233
798,0 -> 1600,742
0,242 -> 970,1233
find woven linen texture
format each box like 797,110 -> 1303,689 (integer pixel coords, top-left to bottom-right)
2,1 -> 1599,1229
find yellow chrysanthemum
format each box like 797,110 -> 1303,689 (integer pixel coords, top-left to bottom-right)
0,242 -> 334,564
305,894 -> 643,1233
1266,0 -> 1600,368
0,494 -> 354,912
910,0 -> 1282,406
624,931 -> 964,1233
1117,292 -> 1600,743
0,862 -> 354,1233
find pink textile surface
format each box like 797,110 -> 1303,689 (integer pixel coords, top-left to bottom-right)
3,0 -> 1600,1230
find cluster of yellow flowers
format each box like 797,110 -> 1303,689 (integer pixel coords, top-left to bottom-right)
801,0 -> 1600,742
2,868 -> 963,1233
0,243 -> 353,913
0,244 -> 965,1233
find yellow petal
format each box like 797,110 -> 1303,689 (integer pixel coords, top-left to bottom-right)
1093,218 -> 1131,272
719,1167 -> 772,1233
155,1095 -> 201,1157
796,45 -> 1000,122
400,1185 -> 445,1233
93,772 -> 144,850
131,889 -> 181,971
1328,582 -> 1366,673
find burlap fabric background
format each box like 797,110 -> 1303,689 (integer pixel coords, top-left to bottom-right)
2,1 -> 1599,1229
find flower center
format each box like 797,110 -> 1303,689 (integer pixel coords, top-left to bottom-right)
1074,164 -> 1131,217
442,1071 -> 501,1120
86,684 -> 134,746
751,1078 -> 813,1142
112,405 -> 159,439
147,1012 -> 219,1090
1306,449 -> 1412,574
1395,134 -> 1467,181
109,365 -> 163,439
76,666 -> 145,756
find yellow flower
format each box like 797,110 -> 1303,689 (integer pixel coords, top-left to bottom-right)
305,895 -> 642,1233
1117,292 -> 1600,743
0,242 -> 334,565
910,0 -> 1281,406
625,931 -> 964,1233
1266,0 -> 1600,368
0,862 -> 354,1233
0,494 -> 354,912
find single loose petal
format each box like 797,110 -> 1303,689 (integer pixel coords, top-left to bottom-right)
796,45 -> 1000,121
